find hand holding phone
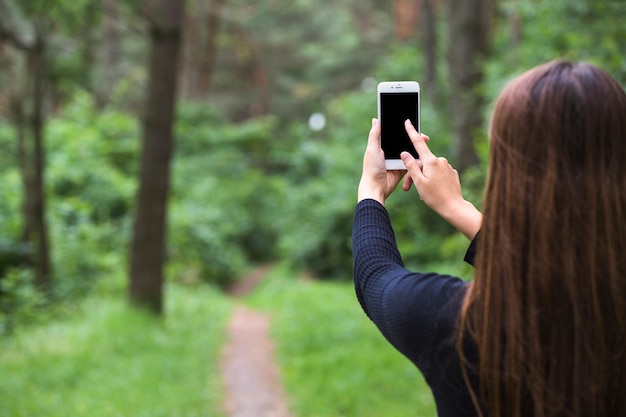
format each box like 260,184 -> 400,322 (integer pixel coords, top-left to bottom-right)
377,81 -> 421,170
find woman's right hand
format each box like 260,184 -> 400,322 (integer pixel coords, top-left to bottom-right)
401,120 -> 482,240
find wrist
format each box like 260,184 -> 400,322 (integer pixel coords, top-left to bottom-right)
436,198 -> 470,222
358,181 -> 385,205
438,199 -> 482,240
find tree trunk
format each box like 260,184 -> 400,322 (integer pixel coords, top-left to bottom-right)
419,0 -> 438,101
32,37 -> 51,293
393,0 -> 418,40
129,0 -> 185,314
99,0 -> 120,107
509,0 -> 522,52
231,24 -> 268,119
25,34 -> 52,293
181,2 -> 199,98
14,99 -> 31,259
446,0 -> 493,171
195,0 -> 225,98
0,0 -> 52,293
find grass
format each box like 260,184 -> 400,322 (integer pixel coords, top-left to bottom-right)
0,284 -> 232,417
246,264 -> 437,417
1,265 -> 438,417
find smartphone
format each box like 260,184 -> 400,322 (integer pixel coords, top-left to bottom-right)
377,81 -> 421,170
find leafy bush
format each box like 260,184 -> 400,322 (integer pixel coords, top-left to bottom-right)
275,90 -> 366,279
4,0 -> 626,312
44,93 -> 138,299
274,49 -> 481,279
0,268 -> 45,335
169,104 -> 288,286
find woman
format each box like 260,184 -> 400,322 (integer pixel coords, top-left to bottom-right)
352,61 -> 626,417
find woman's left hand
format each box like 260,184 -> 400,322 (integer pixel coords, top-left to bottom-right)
357,118 -> 405,205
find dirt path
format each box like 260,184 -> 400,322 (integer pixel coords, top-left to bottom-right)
220,266 -> 294,417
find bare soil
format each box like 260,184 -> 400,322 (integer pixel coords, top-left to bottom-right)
220,266 -> 294,417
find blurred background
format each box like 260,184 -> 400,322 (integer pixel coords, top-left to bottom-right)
0,0 -> 624,416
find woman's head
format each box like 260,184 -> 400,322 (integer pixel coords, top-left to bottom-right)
488,61 -> 626,219
483,61 -> 626,290
462,62 -> 626,417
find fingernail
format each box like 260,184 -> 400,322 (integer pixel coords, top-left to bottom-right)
372,118 -> 377,126
405,119 -> 413,127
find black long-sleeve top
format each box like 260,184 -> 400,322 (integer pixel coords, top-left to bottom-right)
352,199 -> 479,417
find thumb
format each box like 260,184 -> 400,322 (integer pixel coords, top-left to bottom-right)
401,151 -> 425,182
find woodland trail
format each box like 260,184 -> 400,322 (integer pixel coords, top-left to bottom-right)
220,265 -> 294,417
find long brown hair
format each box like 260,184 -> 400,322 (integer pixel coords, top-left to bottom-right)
460,61 -> 626,417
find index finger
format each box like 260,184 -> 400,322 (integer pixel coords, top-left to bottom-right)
405,119 -> 434,160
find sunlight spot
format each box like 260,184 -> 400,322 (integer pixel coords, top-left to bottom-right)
361,77 -> 376,92
308,113 -> 326,131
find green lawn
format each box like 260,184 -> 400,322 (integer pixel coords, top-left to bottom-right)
0,285 -> 232,417
247,264 -> 437,417
0,266 -> 436,417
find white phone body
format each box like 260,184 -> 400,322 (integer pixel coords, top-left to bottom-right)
377,81 -> 421,170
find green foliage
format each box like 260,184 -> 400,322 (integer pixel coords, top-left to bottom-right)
374,42 -> 423,82
1,5 -> 625,416
490,0 -> 626,86
48,93 -> 138,222
273,43 -> 481,280
168,103 -> 288,286
275,94 -> 364,278
190,41 -> 479,280
172,96 -> 368,282
45,92 -> 138,299
0,123 -> 16,173
0,268 -> 44,335
247,265 -> 437,417
0,284 -> 232,417
214,0 -> 392,120
0,169 -> 22,244
1,0 -> 625,320
0,91 -> 140,319
0,127 -> 38,331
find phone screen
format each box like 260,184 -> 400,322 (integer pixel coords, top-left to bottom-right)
380,92 -> 420,159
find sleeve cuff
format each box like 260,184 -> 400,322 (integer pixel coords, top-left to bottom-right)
463,232 -> 479,266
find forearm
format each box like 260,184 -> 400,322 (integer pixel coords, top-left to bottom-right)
352,199 -> 405,316
352,199 -> 404,272
434,199 -> 482,241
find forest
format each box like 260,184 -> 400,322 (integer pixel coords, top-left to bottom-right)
0,0 -> 625,415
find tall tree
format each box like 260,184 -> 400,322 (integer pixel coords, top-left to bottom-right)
393,0 -> 418,40
181,3 -> 200,97
99,0 -> 121,107
446,0 -> 493,171
23,29 -> 51,292
181,0 -> 226,100
0,0 -> 52,293
212,0 -> 391,121
196,0 -> 225,98
231,23 -> 268,118
418,0 -> 439,101
129,0 -> 185,313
